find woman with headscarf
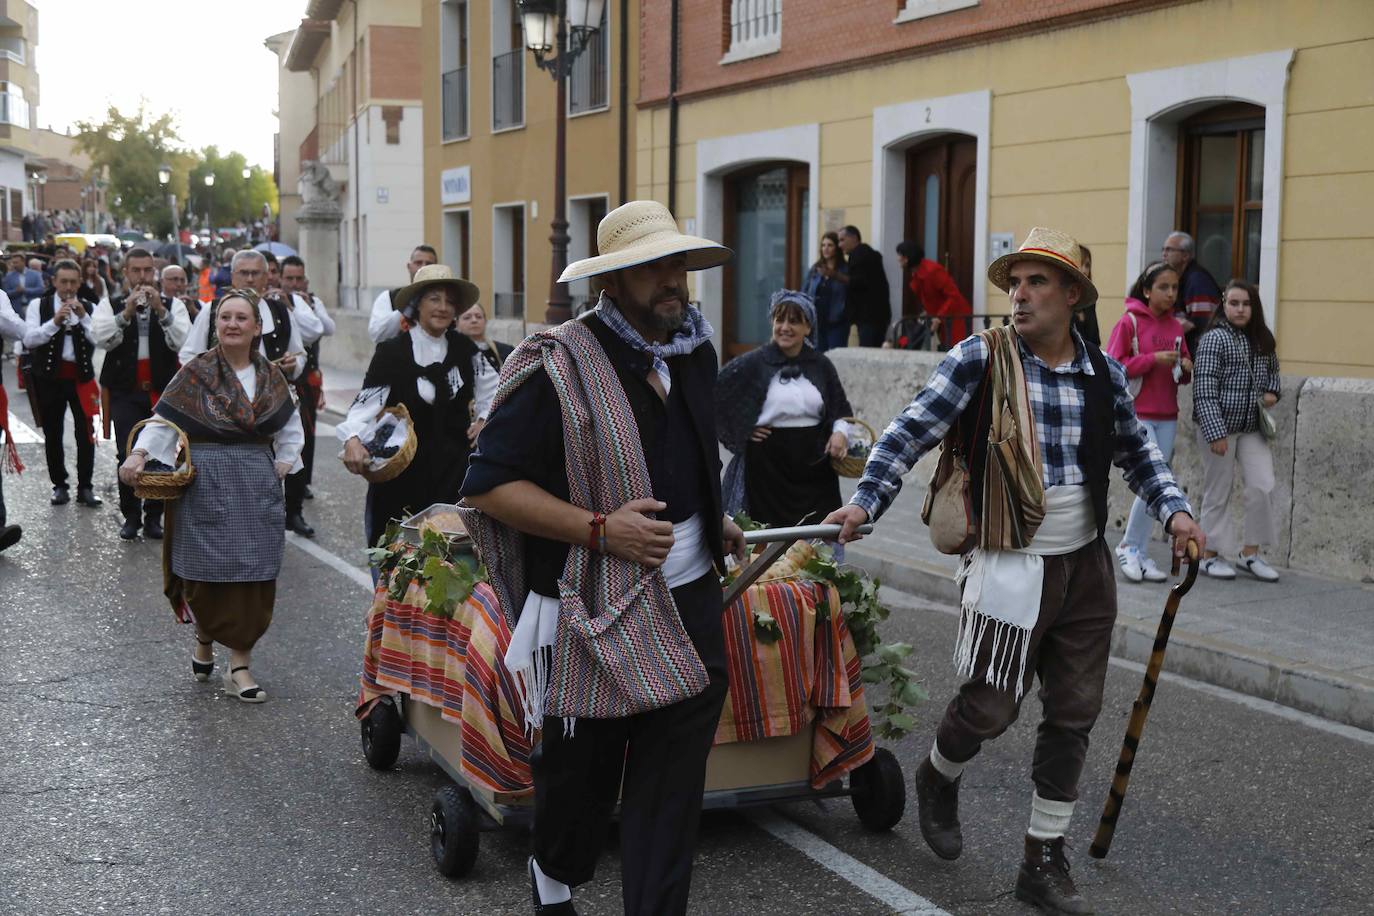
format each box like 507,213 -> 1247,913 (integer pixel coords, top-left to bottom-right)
716,289 -> 854,528
338,265 -> 481,550
118,289 -> 304,703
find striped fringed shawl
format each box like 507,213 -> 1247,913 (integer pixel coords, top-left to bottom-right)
979,324 -> 1045,551
458,317 -> 710,721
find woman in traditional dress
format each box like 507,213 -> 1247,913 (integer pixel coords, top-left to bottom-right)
455,299 -> 513,444
716,289 -> 855,528
339,264 -> 480,550
118,289 -> 303,703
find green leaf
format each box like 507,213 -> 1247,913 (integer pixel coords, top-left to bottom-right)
900,681 -> 928,706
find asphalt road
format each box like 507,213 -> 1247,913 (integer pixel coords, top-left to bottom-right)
2,366 -> 1372,916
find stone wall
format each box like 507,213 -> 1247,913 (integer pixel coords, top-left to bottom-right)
827,347 -> 1370,583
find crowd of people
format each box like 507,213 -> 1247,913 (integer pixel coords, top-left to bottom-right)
0,192 -> 1289,915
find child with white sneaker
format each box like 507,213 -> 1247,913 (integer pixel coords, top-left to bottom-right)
1106,261 -> 1192,583
1191,279 -> 1282,582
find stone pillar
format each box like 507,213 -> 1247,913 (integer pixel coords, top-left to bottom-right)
294,160 -> 344,309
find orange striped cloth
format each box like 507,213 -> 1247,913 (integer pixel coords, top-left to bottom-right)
716,579 -> 875,788
356,569 -> 534,797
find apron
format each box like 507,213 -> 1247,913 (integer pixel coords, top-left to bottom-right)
171,441 -> 285,582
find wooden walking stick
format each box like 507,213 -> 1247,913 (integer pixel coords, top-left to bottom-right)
1089,539 -> 1200,859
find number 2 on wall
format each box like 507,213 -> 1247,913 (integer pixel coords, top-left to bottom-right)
925,107 -> 932,123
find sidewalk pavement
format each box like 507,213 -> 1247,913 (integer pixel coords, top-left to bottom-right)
839,477 -> 1374,732
318,359 -> 1374,732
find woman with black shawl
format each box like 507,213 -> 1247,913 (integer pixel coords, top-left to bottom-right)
339,265 -> 480,550
118,289 -> 304,703
716,289 -> 854,528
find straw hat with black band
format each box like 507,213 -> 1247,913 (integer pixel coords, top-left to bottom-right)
557,200 -> 731,283
392,264 -> 481,317
986,227 -> 1098,309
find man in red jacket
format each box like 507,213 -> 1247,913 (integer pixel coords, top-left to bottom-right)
897,242 -> 972,349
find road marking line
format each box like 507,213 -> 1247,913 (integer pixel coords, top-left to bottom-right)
746,810 -> 951,915
293,531 -> 948,912
285,531 -> 374,591
7,412 -> 42,444
882,589 -> 1374,746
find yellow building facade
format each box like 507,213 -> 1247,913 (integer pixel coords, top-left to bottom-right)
421,0 -> 637,324
637,0 -> 1374,377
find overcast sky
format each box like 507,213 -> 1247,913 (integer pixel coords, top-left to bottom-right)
34,0 -> 304,168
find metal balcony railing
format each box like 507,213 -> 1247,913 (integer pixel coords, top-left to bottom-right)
442,67 -> 469,140
569,27 -> 608,114
492,50 -> 524,132
492,292 -> 525,318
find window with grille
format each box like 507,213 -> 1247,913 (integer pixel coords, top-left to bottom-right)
721,0 -> 782,65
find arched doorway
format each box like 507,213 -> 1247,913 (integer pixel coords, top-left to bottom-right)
902,134 -> 976,317
721,162 -> 809,357
1176,102 -> 1265,287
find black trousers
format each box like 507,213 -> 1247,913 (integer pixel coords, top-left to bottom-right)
284,384 -> 318,514
532,571 -> 728,916
36,379 -> 94,489
110,387 -> 162,525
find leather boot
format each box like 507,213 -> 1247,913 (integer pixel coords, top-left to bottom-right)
914,758 -> 962,860
1015,835 -> 1093,915
76,485 -> 102,508
286,511 -> 316,538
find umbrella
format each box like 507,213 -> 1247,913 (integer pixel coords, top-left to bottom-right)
154,242 -> 189,262
117,230 -> 147,242
254,241 -> 297,258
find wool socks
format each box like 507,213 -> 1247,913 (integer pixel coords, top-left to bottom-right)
929,743 -> 965,782
531,856 -> 572,905
1027,793 -> 1075,840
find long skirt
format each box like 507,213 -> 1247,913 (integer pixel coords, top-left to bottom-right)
744,424 -> 841,529
163,501 -> 275,651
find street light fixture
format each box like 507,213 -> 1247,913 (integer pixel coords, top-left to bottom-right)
242,167 -> 252,180
517,0 -> 606,323
203,173 -> 215,238
159,164 -> 183,265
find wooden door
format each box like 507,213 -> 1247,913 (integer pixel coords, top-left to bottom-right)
903,136 -> 976,316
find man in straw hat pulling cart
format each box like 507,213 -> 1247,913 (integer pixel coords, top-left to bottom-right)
826,228 -> 1204,915
459,200 -> 747,916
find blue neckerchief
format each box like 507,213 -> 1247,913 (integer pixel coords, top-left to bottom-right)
593,292 -> 714,396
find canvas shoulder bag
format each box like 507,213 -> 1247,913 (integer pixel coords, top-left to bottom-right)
921,348 -> 992,555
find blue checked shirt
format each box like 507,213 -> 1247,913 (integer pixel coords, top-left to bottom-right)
851,329 -> 1191,528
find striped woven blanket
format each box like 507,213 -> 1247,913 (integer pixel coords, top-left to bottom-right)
356,565 -> 534,796
716,579 -> 875,788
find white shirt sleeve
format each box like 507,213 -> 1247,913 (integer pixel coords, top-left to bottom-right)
472,352 -> 500,421
23,299 -> 59,350
284,318 -> 305,380
368,288 -> 402,342
291,292 -> 325,345
273,407 -> 306,472
311,296 -> 336,337
336,386 -> 389,443
163,298 -> 191,351
76,312 -> 96,345
180,306 -> 212,363
131,419 -> 183,467
91,298 -> 122,349
0,289 -> 24,343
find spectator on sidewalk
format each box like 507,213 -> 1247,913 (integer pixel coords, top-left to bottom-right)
456,300 -> 513,445
897,241 -> 971,349
1106,261 -> 1192,584
801,231 -> 849,351
1071,244 -> 1100,347
838,226 -> 889,347
367,245 -> 438,343
4,253 -> 46,313
1192,279 -> 1282,582
716,289 -> 854,528
1162,230 -> 1220,355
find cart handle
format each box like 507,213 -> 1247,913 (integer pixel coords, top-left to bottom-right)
741,523 -> 873,544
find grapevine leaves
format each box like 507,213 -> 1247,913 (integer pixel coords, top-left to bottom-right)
370,520 -> 487,619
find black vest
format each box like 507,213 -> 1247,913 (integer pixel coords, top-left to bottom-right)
961,340 -> 1115,539
207,293 -> 292,361
31,292 -> 97,383
99,295 -> 179,393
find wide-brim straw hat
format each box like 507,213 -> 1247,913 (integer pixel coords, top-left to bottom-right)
558,200 -> 732,283
986,227 -> 1098,309
393,263 -> 481,314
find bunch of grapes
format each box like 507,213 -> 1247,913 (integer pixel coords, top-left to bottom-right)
144,458 -> 175,473
365,421 -> 400,459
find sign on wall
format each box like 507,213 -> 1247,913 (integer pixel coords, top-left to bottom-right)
440,166 -> 471,206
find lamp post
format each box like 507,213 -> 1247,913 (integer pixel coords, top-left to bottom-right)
242,167 -> 253,242
517,0 -> 606,324
203,173 -> 215,242
159,163 -> 182,265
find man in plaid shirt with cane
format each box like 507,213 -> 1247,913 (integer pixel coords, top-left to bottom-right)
827,227 -> 1205,915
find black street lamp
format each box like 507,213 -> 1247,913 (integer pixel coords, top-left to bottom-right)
517,0 -> 606,324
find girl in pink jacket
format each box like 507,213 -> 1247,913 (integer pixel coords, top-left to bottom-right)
1105,261 -> 1193,583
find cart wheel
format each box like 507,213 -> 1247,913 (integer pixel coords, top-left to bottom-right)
430,785 -> 480,878
361,698 -> 402,770
850,747 -> 905,831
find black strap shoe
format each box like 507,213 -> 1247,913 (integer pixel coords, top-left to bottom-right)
1015,835 -> 1094,915
143,517 -> 164,540
0,524 -> 20,552
51,486 -> 70,506
285,511 -> 315,538
119,519 -> 141,540
914,758 -> 963,860
75,486 -> 102,508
